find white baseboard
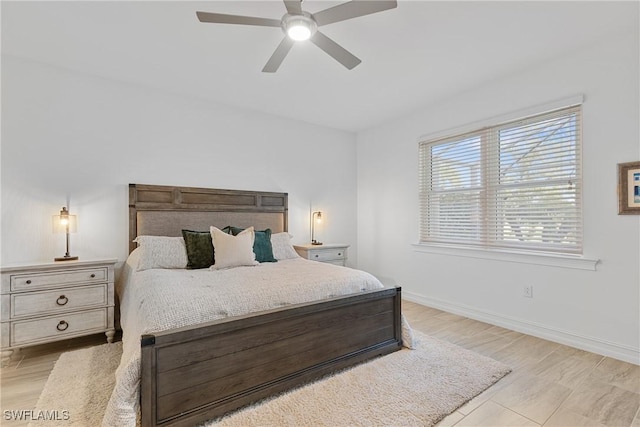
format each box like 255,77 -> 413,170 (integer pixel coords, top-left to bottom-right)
403,290 -> 640,365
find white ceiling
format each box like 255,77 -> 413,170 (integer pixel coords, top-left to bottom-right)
2,1 -> 637,132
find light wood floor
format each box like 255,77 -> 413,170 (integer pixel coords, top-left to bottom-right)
402,301 -> 640,427
1,301 -> 639,426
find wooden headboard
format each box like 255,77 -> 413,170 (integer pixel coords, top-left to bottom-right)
129,184 -> 288,253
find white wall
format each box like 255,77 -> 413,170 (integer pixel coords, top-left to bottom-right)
1,56 -> 358,267
356,29 -> 640,363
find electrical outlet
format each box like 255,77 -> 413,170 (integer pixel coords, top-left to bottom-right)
523,284 -> 533,298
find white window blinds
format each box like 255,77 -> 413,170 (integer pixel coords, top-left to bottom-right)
419,105 -> 582,254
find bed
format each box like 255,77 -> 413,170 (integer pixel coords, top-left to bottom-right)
104,184 -> 411,427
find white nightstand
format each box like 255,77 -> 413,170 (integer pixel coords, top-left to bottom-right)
0,258 -> 117,366
294,244 -> 349,266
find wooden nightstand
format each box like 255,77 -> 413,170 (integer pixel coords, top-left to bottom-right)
0,258 -> 117,366
294,244 -> 349,266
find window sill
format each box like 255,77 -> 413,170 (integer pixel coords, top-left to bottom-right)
412,243 -> 599,271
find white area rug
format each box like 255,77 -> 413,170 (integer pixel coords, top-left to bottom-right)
30,331 -> 510,427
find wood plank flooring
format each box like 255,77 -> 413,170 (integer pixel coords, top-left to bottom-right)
1,301 -> 638,426
402,301 -> 640,427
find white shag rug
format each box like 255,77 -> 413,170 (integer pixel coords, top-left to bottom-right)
30,331 -> 510,427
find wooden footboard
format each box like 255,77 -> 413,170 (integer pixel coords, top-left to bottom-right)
140,287 -> 402,427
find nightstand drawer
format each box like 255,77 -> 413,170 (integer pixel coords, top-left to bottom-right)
294,244 -> 349,267
11,308 -> 108,346
10,284 -> 108,319
324,260 -> 347,266
309,248 -> 347,262
10,267 -> 108,292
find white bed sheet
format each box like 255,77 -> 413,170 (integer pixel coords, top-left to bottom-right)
103,250 -> 413,426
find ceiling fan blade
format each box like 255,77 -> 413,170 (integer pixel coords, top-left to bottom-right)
196,11 -> 281,27
313,0 -> 397,26
310,31 -> 361,70
283,0 -> 303,14
262,37 -> 295,73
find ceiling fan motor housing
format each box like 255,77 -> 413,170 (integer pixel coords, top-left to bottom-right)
281,12 -> 317,41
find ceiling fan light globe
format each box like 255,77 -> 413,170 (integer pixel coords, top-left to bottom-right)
287,25 -> 311,41
281,12 -> 317,42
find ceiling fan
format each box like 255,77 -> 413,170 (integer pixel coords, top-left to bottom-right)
196,0 -> 397,73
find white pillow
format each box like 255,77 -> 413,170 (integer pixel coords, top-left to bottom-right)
210,226 -> 258,269
271,232 -> 300,260
133,236 -> 188,271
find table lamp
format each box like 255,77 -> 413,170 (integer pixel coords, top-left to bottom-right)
311,211 -> 323,245
52,207 -> 78,261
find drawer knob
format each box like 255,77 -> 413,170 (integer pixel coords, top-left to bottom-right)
90,274 -> 96,278
26,280 -> 32,284
338,253 -> 342,256
315,255 -> 319,258
56,295 -> 69,306
56,320 -> 69,331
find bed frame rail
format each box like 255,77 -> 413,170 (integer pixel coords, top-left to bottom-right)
140,287 -> 402,427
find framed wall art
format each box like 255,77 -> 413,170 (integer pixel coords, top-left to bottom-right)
618,161 -> 640,215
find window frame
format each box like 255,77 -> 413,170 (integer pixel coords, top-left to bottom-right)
415,96 -> 598,269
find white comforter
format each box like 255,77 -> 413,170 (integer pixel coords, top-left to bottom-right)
102,252 -> 413,426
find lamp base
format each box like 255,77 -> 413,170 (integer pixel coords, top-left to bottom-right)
311,241 -> 323,246
55,256 -> 78,262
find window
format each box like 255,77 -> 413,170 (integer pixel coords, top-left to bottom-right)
419,104 -> 582,255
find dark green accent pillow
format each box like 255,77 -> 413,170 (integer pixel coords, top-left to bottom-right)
222,226 -> 277,263
181,230 -> 214,269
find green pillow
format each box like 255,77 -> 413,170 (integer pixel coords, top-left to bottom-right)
181,230 -> 214,269
222,226 -> 277,263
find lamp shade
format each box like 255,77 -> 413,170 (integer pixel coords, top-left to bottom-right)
52,207 -> 77,233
